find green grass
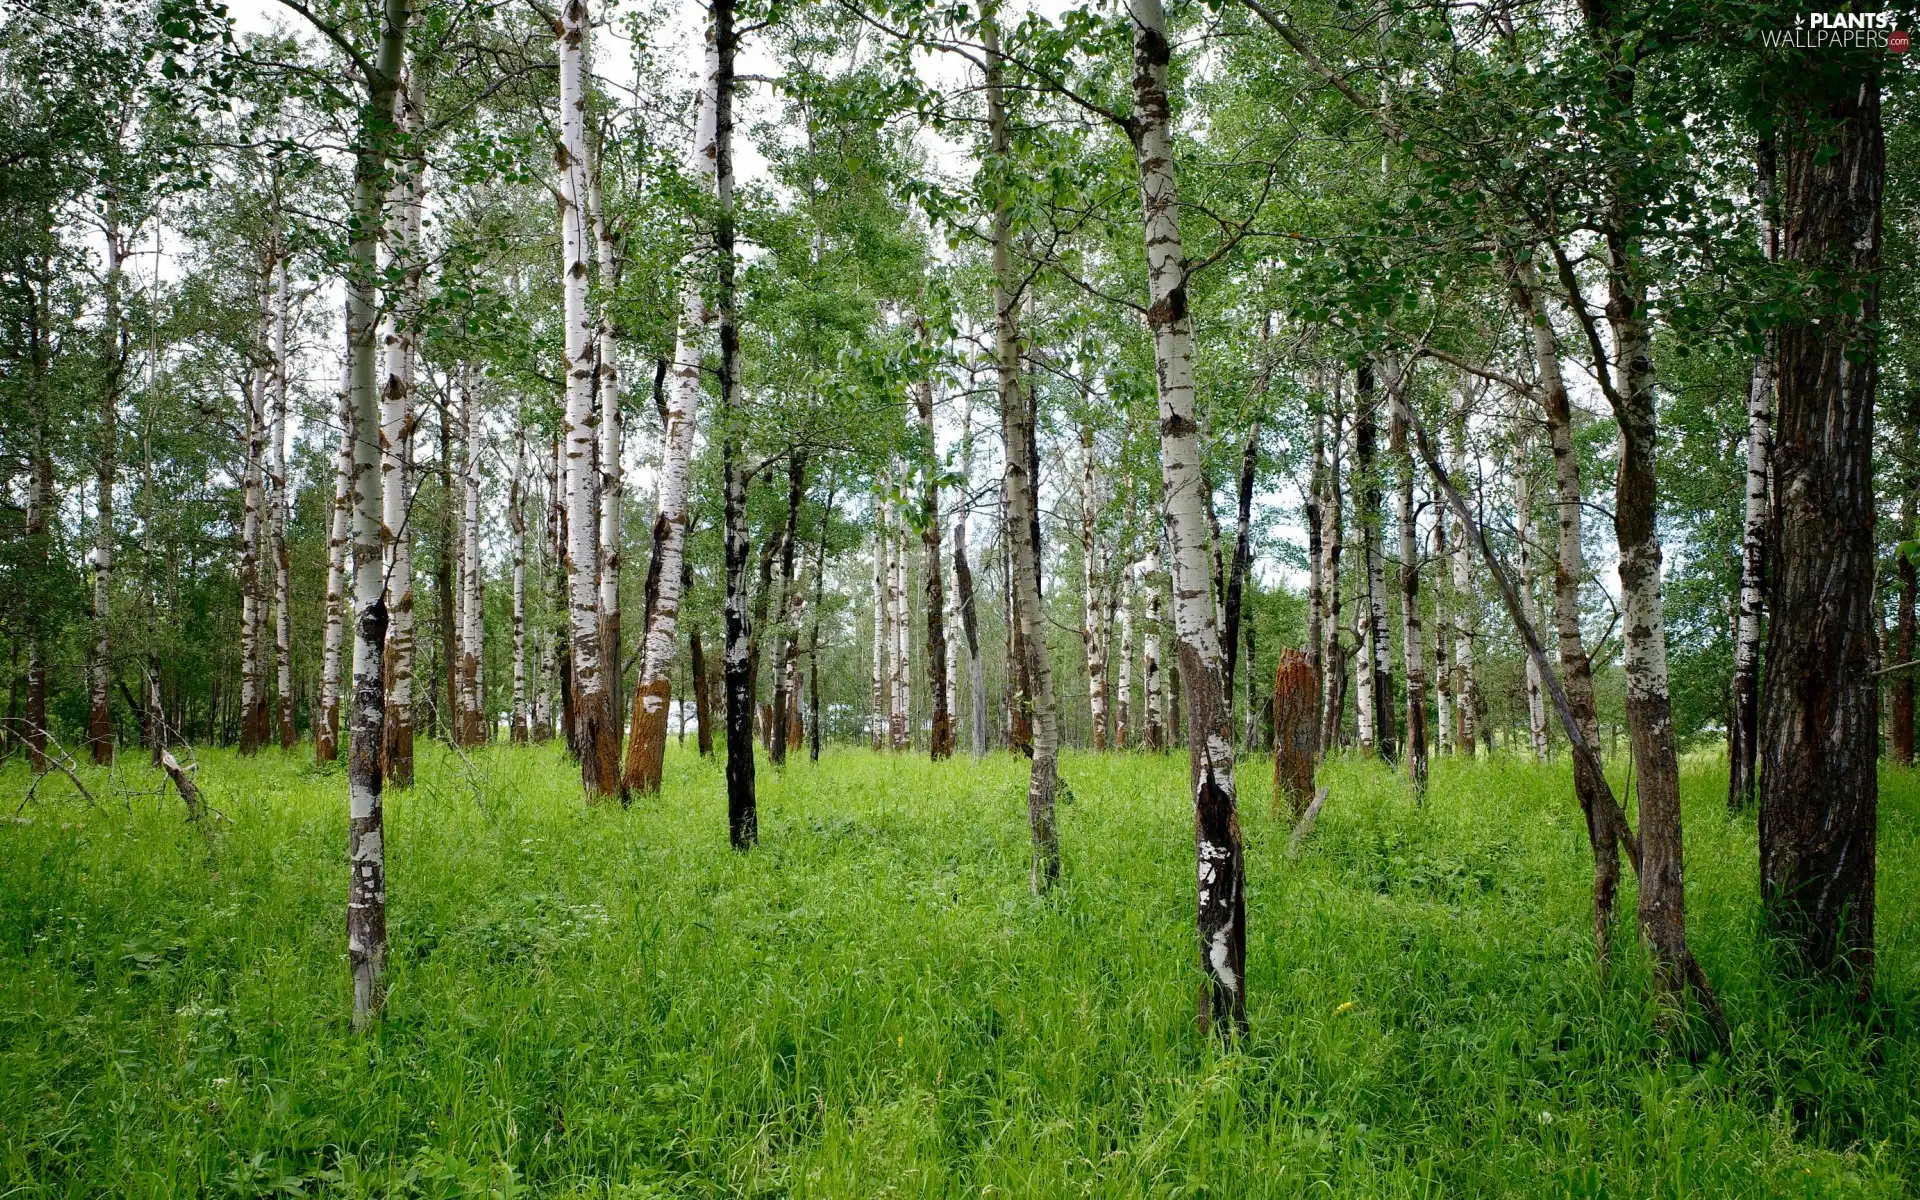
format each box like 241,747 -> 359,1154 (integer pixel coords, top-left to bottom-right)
2,741 -> 1916,1198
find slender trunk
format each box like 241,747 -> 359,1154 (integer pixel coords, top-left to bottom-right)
1222,422 -> 1258,701
770,450 -> 807,766
1895,485 -> 1916,766
887,479 -> 910,750
270,254 -> 295,750
1127,0 -> 1244,1034
439,393 -> 458,741
379,86 -> 422,784
987,4 -> 1057,887
1143,547 -> 1164,752
1512,393 -> 1548,761
345,0 -> 409,1032
1518,255 -> 1623,952
1760,70 -> 1882,985
24,406 -> 52,771
712,0 -> 754,844
460,379 -> 485,744
953,468 -> 985,756
1432,517 -> 1454,753
239,358 -> 268,755
1731,137 -> 1777,810
810,475 -> 833,763
588,131 -> 623,738
511,427 -> 529,742
1080,424 -> 1108,750
872,510 -> 888,750
1356,363 -> 1396,760
919,356 -> 952,759
1116,560 -> 1135,749
88,213 -> 127,764
1447,404 -> 1480,754
1305,399 -> 1325,754
623,50 -> 714,791
1321,400 -> 1346,752
559,0 -> 619,801
690,625 -> 713,755
1387,362 -> 1428,794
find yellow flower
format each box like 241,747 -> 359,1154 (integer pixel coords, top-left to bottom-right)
1334,1001 -> 1355,1016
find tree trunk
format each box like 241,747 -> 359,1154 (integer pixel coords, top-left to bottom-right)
887,479 -> 910,750
239,354 -> 268,756
1080,424 -> 1108,750
1222,422 -> 1258,703
460,379 -> 486,744
623,49 -> 714,791
1127,0 -> 1245,1034
439,393 -> 459,741
920,357 -> 953,760
88,211 -> 127,765
711,0 -> 754,845
770,450 -> 807,766
1143,547 -> 1164,752
1355,362 -> 1396,761
1432,515 -> 1453,754
319,366 -> 353,763
379,85 -> 422,784
1731,138 -> 1777,811
1305,398 -> 1325,752
1446,403 -> 1480,754
1512,254 -> 1624,957
872,508 -> 889,750
345,0 -> 409,1031
588,130 -> 623,739
1894,485 -> 1916,767
953,462 -> 985,756
511,427 -> 529,742
1273,648 -> 1317,819
690,626 -> 713,755
1321,398 -> 1346,753
986,4 -> 1058,887
1386,362 -> 1427,795
269,253 -> 296,750
559,0 -> 620,801
1511,391 -> 1548,761
1760,69 -> 1882,985
1115,559 -> 1134,749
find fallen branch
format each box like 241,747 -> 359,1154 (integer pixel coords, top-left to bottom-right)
1287,786 -> 1331,858
159,748 -> 202,821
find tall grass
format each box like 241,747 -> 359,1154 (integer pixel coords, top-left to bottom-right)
1,742 -> 1914,1197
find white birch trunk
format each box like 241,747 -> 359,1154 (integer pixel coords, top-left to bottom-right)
379,84 -> 423,784
461,382 -> 485,742
270,253 -> 295,750
559,0 -> 618,798
888,485 -> 910,750
511,426 -> 529,742
1127,0 -> 1244,1033
588,135 -> 622,724
319,359 -> 353,762
1142,548 -> 1164,751
872,525 -> 888,750
1080,424 -> 1108,750
622,34 -> 716,792
1447,412 -> 1481,754
1513,395 -> 1549,760
239,358 -> 267,754
1116,560 -> 1135,749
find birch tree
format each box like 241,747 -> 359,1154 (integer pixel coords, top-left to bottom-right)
318,361 -> 353,763
1125,0 -> 1244,1032
379,81 -> 424,785
557,0 -> 620,801
269,253 -> 294,750
622,31 -> 716,794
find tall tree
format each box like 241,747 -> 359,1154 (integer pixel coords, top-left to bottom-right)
557,0 -> 619,802
1759,56 -> 1883,986
918,345 -> 952,760
1125,0 -> 1244,1033
1730,138 -> 1777,811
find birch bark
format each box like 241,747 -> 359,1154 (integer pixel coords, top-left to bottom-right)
918,358 -> 952,759
269,253 -> 295,750
559,0 -> 619,800
239,353 -> 268,755
511,426 -> 529,742
622,36 -> 716,793
379,83 -> 422,784
1386,362 -> 1427,794
1730,138 -> 1776,811
1080,424 -> 1108,750
344,0 -> 410,1031
1127,0 -> 1244,1032
319,362 -> 354,763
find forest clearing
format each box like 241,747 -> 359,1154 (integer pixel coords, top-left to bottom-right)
3,746 -> 1917,1196
4,0 -> 1917,1192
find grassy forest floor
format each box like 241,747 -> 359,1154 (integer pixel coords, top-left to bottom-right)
1,741 -> 1916,1198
